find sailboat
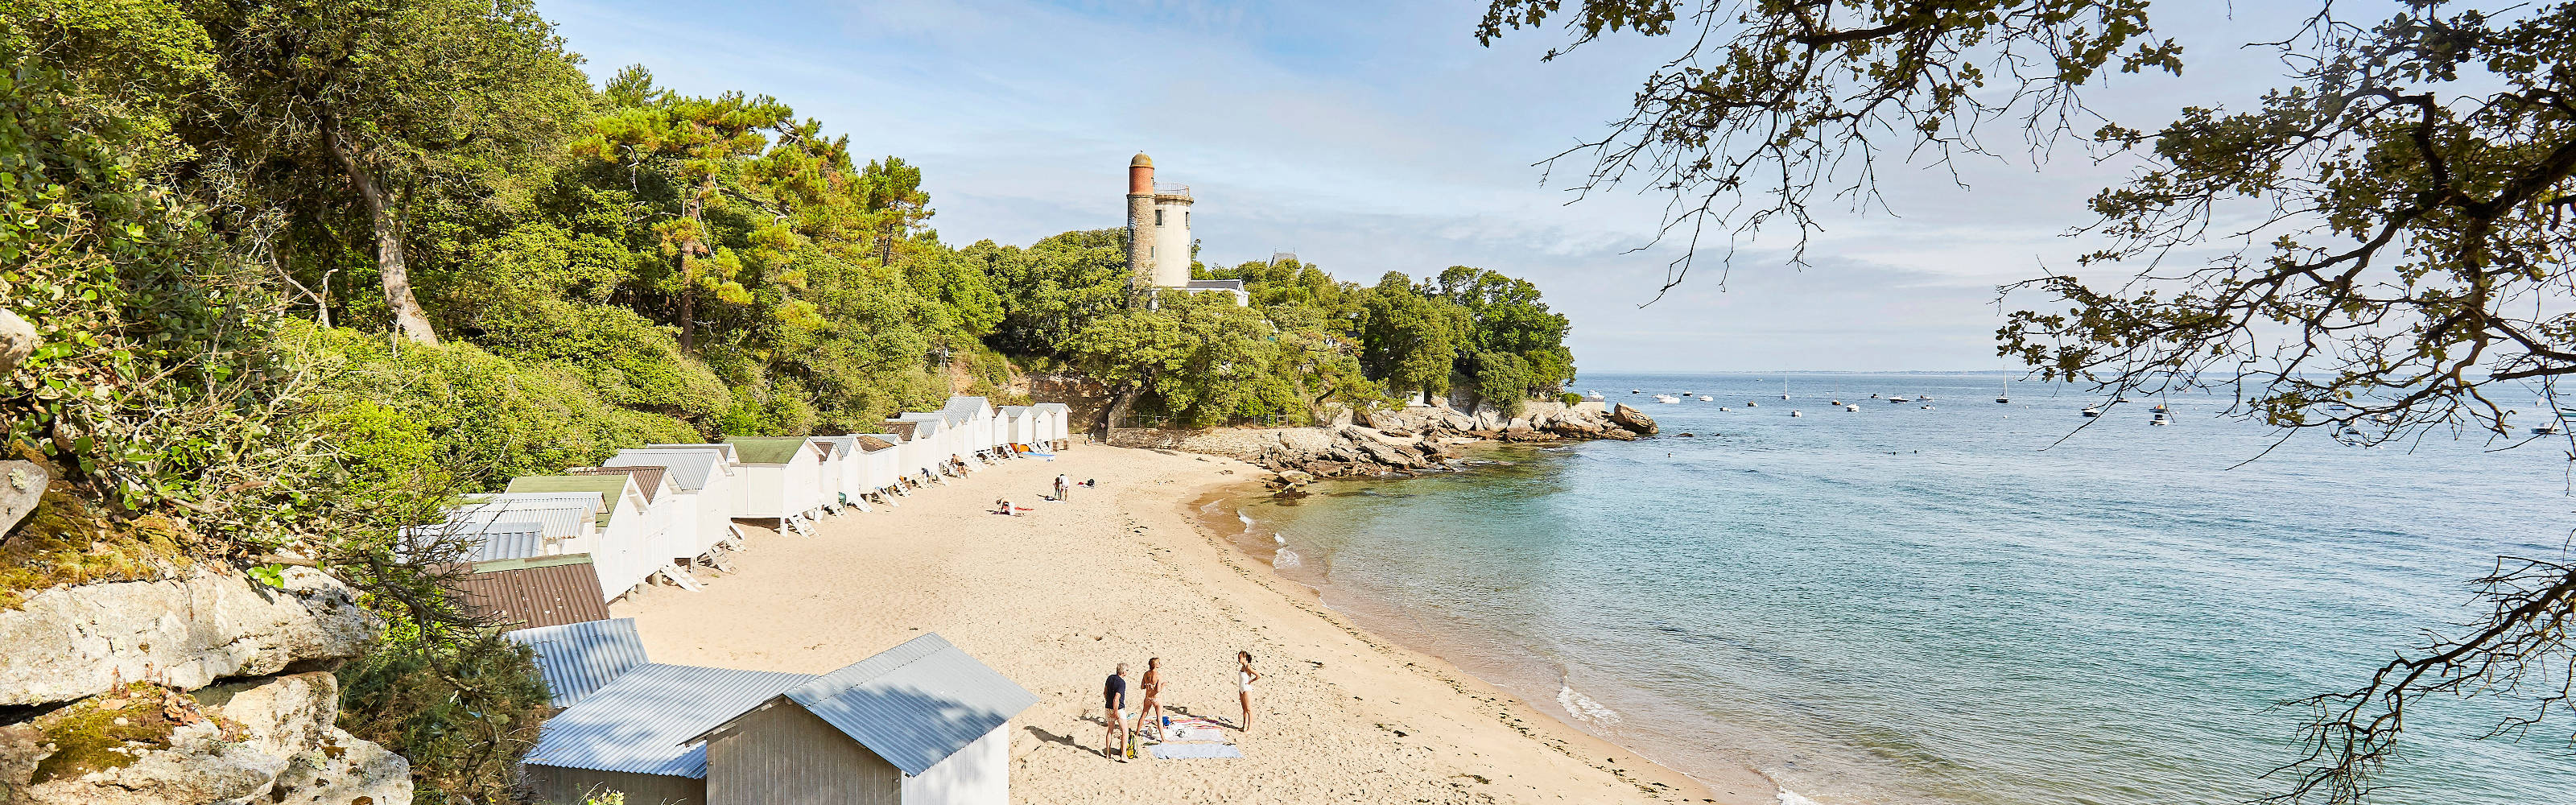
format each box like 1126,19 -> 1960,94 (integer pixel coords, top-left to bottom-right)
1995,380 -> 2011,404
1654,394 -> 1682,404
2080,407 -> 2102,418
1781,378 -> 1790,400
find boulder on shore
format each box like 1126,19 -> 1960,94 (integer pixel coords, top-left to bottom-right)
9,672 -> 411,805
1609,404 -> 1660,435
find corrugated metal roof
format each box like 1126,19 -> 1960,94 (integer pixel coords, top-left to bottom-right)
764,633 -> 1037,777
855,435 -> 897,452
1032,402 -> 1070,412
455,559 -> 609,630
506,617 -> 650,706
570,466 -> 669,502
506,476 -> 638,526
525,663 -> 814,778
725,436 -> 811,464
812,435 -> 857,458
893,415 -> 944,438
997,405 -> 1033,416
643,442 -> 739,463
606,450 -> 729,491
879,421 -> 919,441
940,396 -> 989,427
402,519 -> 546,562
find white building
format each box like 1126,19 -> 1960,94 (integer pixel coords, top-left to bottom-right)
603,448 -> 739,557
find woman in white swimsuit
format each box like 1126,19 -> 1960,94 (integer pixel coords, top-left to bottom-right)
1235,650 -> 1261,732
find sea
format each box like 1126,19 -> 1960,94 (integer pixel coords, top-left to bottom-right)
1208,372 -> 2576,805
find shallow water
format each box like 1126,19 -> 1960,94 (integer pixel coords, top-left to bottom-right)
1225,372 -> 2575,804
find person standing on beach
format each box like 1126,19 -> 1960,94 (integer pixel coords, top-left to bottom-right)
1055,473 -> 1071,502
1135,658 -> 1165,740
1235,650 -> 1261,732
1103,663 -> 1130,760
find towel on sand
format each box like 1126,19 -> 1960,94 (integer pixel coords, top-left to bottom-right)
1151,743 -> 1245,760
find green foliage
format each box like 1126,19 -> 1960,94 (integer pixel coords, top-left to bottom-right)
1358,272 -> 1469,404
1561,391 -> 1583,407
336,631 -> 551,805
31,682 -> 205,783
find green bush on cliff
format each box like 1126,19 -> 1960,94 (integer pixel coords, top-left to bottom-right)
336,632 -> 551,805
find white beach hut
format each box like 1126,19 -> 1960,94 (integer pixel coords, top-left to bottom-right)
940,396 -> 998,460
725,436 -> 828,532
890,415 -> 952,479
1033,402 -> 1071,447
812,435 -> 870,512
567,466 -> 702,589
997,405 -> 1034,451
506,474 -> 660,600
852,434 -> 905,501
444,493 -> 604,559
806,436 -> 848,513
603,448 -> 740,556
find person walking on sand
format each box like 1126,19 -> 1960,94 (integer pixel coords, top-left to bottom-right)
1102,663 -> 1131,760
1235,650 -> 1262,732
1135,658 -> 1165,740
1055,473 -> 1071,502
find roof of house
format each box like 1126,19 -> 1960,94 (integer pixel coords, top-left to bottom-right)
1032,402 -> 1071,413
939,396 -> 991,426
879,421 -> 919,441
504,476 -> 637,525
811,435 -> 857,460
400,518 -> 545,563
569,466 -> 669,503
506,617 -> 650,707
643,442 -> 740,462
605,449 -> 731,491
997,405 -> 1033,417
724,436 -> 814,465
455,556 -> 607,631
524,663 -> 814,779
446,495 -> 601,540
892,416 -> 944,437
1183,279 -> 1246,291
695,633 -> 1036,777
855,435 -> 898,452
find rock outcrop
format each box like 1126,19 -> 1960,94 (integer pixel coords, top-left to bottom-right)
9,672 -> 411,805
0,309 -> 32,376
0,569 -> 408,805
0,461 -> 43,538
0,567 -> 374,706
1608,403 -> 1660,436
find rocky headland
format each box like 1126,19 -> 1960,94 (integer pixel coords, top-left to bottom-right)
1107,400 -> 1658,487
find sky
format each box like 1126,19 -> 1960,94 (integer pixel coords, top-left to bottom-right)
537,0 -> 2349,373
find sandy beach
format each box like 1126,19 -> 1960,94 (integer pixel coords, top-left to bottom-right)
611,444 -> 1775,804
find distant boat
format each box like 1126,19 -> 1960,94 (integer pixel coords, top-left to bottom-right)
1889,395 -> 1910,402
1655,394 -> 1682,404
1719,407 -> 1731,411
1996,381 -> 2011,404
1631,389 -> 1643,394
1917,395 -> 1934,402
1747,401 -> 1759,407
2534,424 -> 2563,436
2116,395 -> 2133,402
1781,379 -> 1790,399
1829,398 -> 1843,406
1697,395 -> 1712,402
2151,402 -> 2169,414
1922,404 -> 1934,409
2151,412 -> 2171,426
1844,405 -> 1859,411
1790,410 -> 1803,417
1585,391 -> 1605,401
2081,407 -> 2102,418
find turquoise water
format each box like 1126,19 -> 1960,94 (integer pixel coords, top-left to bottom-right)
1221,373 -> 2574,804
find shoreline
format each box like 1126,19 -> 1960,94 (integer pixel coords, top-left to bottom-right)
611,444 -> 1769,804
1193,454 -> 1803,805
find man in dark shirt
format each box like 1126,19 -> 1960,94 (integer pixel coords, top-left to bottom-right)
1102,663 -> 1130,760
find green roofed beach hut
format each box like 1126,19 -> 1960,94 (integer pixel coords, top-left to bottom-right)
724,436 -> 827,528
506,473 -> 658,600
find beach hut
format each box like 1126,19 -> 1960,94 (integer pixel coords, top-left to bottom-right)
440,493 -> 604,559
996,405 -> 1033,450
1033,402 -> 1071,447
604,448 -> 740,557
400,516 -> 547,564
887,416 -> 950,480
940,396 -> 998,459
568,465 -> 701,590
808,436 -> 861,512
852,434 -> 904,501
725,436 -> 828,530
688,633 -> 1034,805
453,555 -> 609,631
506,474 -> 658,600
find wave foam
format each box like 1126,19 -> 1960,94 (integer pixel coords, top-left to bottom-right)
1775,791 -> 1824,805
1272,547 -> 1302,568
1556,684 -> 1622,724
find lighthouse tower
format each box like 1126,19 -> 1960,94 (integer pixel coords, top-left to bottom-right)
1124,153 -> 1193,290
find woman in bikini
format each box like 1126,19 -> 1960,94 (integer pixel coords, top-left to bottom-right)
1135,658 -> 1165,740
1235,650 -> 1262,732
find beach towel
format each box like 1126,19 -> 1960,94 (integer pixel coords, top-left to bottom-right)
1143,715 -> 1239,759
1150,744 -> 1244,760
